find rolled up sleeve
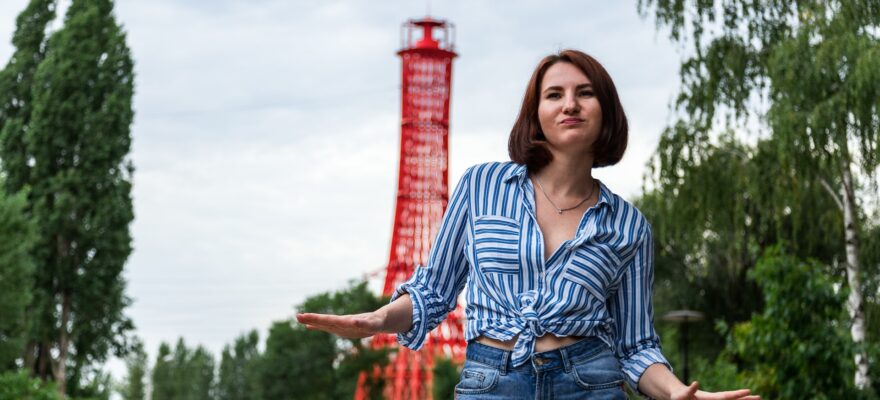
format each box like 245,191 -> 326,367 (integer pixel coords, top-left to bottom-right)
607,223 -> 673,393
389,167 -> 472,350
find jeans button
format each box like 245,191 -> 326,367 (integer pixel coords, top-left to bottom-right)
534,357 -> 546,365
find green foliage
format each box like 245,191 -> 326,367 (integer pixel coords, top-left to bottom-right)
0,0 -> 54,378
217,330 -> 261,400
150,339 -> 215,400
188,346 -> 217,400
150,343 -> 173,400
259,320 -> 336,400
0,370 -> 60,400
298,280 -> 388,316
719,248 -> 867,399
640,133 -> 844,364
0,0 -> 55,193
863,224 -> 880,347
70,368 -> 112,400
0,188 -> 35,371
688,355 -> 738,393
300,281 -> 391,399
870,341 -> 880,396
638,1 -> 880,165
258,280 -> 390,399
118,338 -> 147,400
432,357 -> 460,400
0,0 -> 137,393
638,0 -> 880,389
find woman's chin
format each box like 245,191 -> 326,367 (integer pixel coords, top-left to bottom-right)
546,137 -> 596,154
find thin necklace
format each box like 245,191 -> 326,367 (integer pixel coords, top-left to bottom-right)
534,174 -> 596,214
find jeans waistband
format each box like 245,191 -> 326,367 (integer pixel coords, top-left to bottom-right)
466,336 -> 609,373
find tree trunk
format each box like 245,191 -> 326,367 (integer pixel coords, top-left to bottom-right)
841,164 -> 870,389
38,341 -> 50,379
54,291 -> 71,395
23,340 -> 36,373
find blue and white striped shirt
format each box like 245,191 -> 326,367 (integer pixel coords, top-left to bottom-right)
391,161 -> 671,390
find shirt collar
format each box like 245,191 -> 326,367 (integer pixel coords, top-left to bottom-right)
503,163 -> 614,211
502,163 -> 528,183
594,180 -> 613,210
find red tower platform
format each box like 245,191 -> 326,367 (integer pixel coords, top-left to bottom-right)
354,17 -> 466,400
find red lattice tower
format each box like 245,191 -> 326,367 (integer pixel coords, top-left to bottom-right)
354,17 -> 466,400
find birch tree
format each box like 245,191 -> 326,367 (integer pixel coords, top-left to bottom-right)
639,0 -> 880,388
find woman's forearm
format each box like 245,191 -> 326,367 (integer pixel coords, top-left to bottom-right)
376,293 -> 414,333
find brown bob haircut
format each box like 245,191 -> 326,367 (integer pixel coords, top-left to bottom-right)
508,49 -> 628,171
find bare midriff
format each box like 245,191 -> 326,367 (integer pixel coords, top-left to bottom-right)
475,334 -> 584,352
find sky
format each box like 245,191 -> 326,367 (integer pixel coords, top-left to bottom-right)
0,0 -> 681,380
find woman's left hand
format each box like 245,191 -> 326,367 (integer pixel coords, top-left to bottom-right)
671,381 -> 760,400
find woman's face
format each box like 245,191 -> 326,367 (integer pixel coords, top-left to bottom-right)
537,62 -> 603,156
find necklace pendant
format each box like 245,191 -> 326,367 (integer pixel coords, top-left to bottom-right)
556,209 -> 563,214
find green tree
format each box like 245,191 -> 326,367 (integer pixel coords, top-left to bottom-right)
432,357 -> 460,400
150,339 -> 216,400
864,224 -> 880,353
259,320 -> 336,400
119,338 -> 147,400
720,248 -> 866,399
0,0 -> 55,377
0,189 -> 36,371
150,343 -> 173,400
300,281 -> 390,399
638,133 -> 845,367
217,330 -> 261,400
188,345 -> 217,400
0,0 -> 56,194
175,339 -> 216,400
639,0 -> 880,388
72,368 -> 113,400
259,281 -> 390,399
13,0 -> 136,395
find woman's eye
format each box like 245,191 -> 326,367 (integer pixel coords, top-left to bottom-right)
579,90 -> 594,97
545,92 -> 561,99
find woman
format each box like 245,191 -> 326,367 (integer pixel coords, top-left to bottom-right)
297,50 -> 758,400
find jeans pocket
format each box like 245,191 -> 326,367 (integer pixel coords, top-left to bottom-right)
453,361 -> 499,395
569,351 -> 626,392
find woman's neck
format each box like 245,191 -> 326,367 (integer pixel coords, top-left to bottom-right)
532,152 -> 595,198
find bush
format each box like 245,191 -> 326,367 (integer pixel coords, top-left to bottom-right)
0,371 -> 60,400
719,248 -> 870,399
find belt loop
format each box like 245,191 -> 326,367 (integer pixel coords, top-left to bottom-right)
560,345 -> 572,373
500,350 -> 510,375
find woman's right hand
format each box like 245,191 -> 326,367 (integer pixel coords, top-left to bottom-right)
295,311 -> 386,339
295,294 -> 413,339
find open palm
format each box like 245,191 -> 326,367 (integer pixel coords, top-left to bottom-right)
672,382 -> 760,400
295,312 -> 385,339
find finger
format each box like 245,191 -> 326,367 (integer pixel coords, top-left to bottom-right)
716,389 -> 751,398
686,381 -> 699,396
296,313 -> 351,328
697,388 -> 754,399
303,322 -> 357,337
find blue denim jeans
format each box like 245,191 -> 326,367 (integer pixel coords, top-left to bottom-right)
454,337 -> 628,399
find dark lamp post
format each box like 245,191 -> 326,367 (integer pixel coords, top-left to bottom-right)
662,310 -> 705,384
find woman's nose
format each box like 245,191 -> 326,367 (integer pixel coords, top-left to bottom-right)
562,94 -> 580,113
